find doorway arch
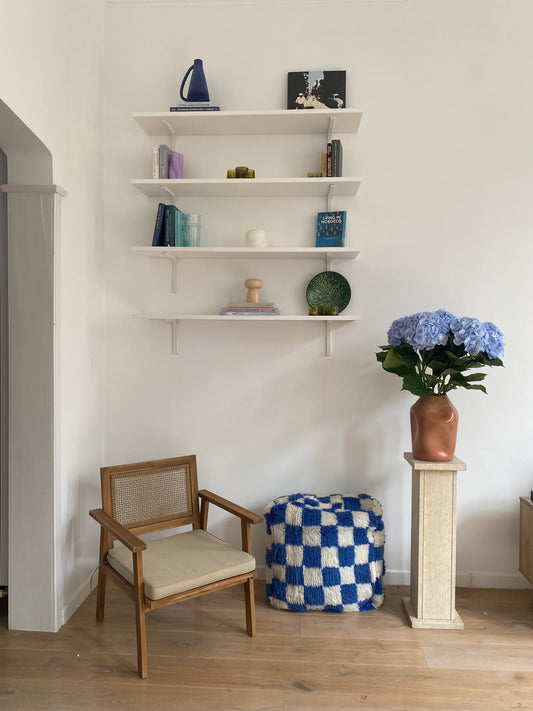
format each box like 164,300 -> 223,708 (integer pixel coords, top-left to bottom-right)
0,97 -> 60,631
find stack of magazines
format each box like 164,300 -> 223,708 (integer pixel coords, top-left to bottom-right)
219,303 -> 279,316
170,101 -> 220,112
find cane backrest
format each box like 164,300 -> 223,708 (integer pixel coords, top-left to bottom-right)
101,455 -> 200,536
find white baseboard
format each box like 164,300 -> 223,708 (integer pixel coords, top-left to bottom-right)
383,569 -> 532,590
258,566 -> 531,589
61,566 -> 532,627
61,570 -> 98,628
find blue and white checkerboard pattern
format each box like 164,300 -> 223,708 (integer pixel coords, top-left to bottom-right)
264,493 -> 385,612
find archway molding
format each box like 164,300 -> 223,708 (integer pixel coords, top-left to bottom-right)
0,97 -> 62,631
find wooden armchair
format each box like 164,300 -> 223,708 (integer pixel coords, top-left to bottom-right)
89,455 -> 262,678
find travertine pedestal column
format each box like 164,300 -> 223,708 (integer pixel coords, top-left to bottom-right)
403,452 -> 467,629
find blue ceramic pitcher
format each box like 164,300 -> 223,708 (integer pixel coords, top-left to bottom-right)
180,59 -> 210,102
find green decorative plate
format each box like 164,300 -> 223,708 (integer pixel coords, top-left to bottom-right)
306,271 -> 351,312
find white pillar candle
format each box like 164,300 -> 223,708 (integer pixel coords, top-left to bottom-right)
245,229 -> 267,248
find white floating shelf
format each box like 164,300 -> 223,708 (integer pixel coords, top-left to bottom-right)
131,177 -> 361,199
132,109 -> 362,137
135,314 -> 359,321
132,246 -> 358,292
131,246 -> 359,259
134,313 -> 360,356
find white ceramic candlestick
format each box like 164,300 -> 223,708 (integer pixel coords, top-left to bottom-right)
246,229 -> 267,248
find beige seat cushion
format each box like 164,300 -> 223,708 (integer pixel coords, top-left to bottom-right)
107,529 -> 256,600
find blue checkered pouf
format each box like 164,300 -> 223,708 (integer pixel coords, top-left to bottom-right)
264,493 -> 385,612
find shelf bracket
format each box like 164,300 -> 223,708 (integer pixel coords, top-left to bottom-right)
325,321 -> 332,357
167,319 -> 179,355
327,116 -> 336,144
162,185 -> 178,203
168,254 -> 179,293
161,119 -> 177,151
327,183 -> 336,212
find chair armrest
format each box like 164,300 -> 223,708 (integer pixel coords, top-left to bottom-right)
198,490 -> 262,525
89,508 -> 146,553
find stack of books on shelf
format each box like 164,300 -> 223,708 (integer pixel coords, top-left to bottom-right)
219,303 -> 280,316
169,101 -> 220,112
321,139 -> 343,177
152,144 -> 184,179
152,202 -> 190,246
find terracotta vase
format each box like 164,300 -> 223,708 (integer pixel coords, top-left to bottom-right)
410,394 -> 458,462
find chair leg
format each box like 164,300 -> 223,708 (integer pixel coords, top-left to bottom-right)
133,551 -> 148,678
96,527 -> 110,622
96,567 -> 107,623
244,577 -> 256,637
134,601 -> 148,679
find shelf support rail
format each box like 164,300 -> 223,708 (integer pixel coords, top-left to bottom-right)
161,119 -> 177,151
167,319 -> 179,355
162,185 -> 182,212
325,322 -> 332,357
327,116 -> 336,144
168,255 -> 179,293
162,185 -> 178,202
327,183 -> 336,212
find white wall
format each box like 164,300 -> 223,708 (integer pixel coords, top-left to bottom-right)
0,0 -> 106,626
102,0 -> 533,589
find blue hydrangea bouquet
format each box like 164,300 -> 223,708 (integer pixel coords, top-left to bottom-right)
376,310 -> 504,397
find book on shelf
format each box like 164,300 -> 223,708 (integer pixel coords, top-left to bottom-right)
220,306 -> 279,314
159,144 -> 171,179
331,139 -> 343,177
152,147 -> 160,179
324,139 -> 343,177
171,101 -> 219,108
163,204 -> 177,246
220,308 -> 280,316
228,301 -> 276,308
170,103 -> 220,112
315,211 -> 346,247
321,152 -> 327,177
152,202 -> 166,246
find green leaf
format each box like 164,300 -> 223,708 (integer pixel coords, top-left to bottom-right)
427,359 -> 448,376
401,373 -> 433,397
438,368 -> 462,379
393,344 -> 420,368
463,383 -> 488,393
463,372 -> 486,382
484,356 -> 504,367
446,372 -> 487,390
443,351 -> 476,370
381,348 -> 414,376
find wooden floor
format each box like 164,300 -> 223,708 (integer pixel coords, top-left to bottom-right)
1,583 -> 533,710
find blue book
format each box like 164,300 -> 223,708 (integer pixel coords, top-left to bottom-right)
163,205 -> 176,246
315,211 -> 346,247
152,202 -> 166,246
